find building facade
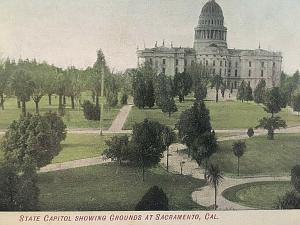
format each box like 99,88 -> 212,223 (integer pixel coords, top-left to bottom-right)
136,0 -> 282,89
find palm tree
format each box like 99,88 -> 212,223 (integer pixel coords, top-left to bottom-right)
210,74 -> 223,103
232,141 -> 246,176
207,163 -> 223,210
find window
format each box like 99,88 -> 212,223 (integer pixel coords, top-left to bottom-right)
261,62 -> 264,67
206,60 -> 208,66
235,62 -> 238,68
234,81 -> 237,89
149,58 -> 153,65
261,70 -> 264,77
235,69 -> 238,77
249,61 -> 252,67
175,67 -> 178,74
200,61 -> 202,66
220,61 -> 223,67
213,69 -> 215,75
219,68 -> 222,75
213,60 -> 216,66
273,62 -> 276,67
225,61 -> 227,67
184,59 -> 187,66
228,69 -> 231,76
229,61 -> 232,67
162,68 -> 166,74
249,69 -> 251,77
176,59 -> 179,66
163,59 -> 166,65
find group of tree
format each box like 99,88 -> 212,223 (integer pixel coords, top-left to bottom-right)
237,81 -> 253,102
277,165 -> 300,209
103,119 -> 175,181
0,112 -> 67,210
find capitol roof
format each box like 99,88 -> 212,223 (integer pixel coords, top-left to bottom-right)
200,0 -> 223,17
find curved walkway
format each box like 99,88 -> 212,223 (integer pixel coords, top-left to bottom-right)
161,143 -> 290,210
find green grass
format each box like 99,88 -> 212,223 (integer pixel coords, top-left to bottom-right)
222,181 -> 292,209
211,134 -> 300,177
0,94 -> 121,129
52,134 -> 114,163
38,163 -> 205,211
124,100 -> 300,130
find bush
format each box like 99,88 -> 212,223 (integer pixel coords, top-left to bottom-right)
276,190 -> 300,209
82,100 -> 100,121
135,186 -> 169,211
291,165 -> 300,192
121,93 -> 128,105
247,128 -> 254,137
106,91 -> 118,107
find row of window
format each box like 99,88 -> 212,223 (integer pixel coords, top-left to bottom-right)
200,19 -> 224,26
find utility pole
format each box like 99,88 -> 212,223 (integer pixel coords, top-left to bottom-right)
100,66 -> 105,136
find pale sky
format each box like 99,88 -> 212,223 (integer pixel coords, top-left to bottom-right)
0,0 -> 299,74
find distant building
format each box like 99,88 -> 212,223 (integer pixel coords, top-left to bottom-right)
137,0 -> 282,89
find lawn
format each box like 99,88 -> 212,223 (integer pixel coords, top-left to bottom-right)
222,181 -> 292,209
52,134 -> 114,163
0,94 -> 121,129
211,134 -> 300,177
38,163 -> 206,211
124,100 -> 300,130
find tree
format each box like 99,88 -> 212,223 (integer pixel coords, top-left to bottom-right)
191,131 -> 218,178
232,141 -> 246,176
145,79 -> 155,108
291,165 -> 300,193
10,70 -> 35,115
207,163 -> 223,210
256,116 -> 287,140
247,128 -> 254,137
135,186 -> 169,211
220,84 -> 226,98
0,162 -> 39,211
130,119 -> 166,181
194,82 -> 207,102
65,67 -> 84,110
1,113 -> 66,169
161,127 -> 176,172
210,75 -> 223,103
105,73 -> 119,107
103,135 -> 130,165
120,93 -> 128,105
263,87 -> 287,117
292,93 -> 300,116
82,100 -> 100,121
173,72 -> 192,102
237,80 -> 246,102
245,82 -> 253,102
0,64 -> 10,110
254,79 -> 266,104
154,72 -> 168,108
176,101 -> 212,156
54,70 -> 68,116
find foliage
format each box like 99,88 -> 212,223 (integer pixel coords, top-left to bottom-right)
276,190 -> 300,209
194,82 -> 207,102
130,119 -> 167,181
161,78 -> 178,117
0,162 -> 39,211
105,74 -> 119,107
82,100 -> 100,121
237,80 -> 246,102
247,128 -> 254,137
291,165 -> 300,193
154,72 -> 168,108
173,72 -> 192,102
145,80 -> 155,108
263,87 -> 287,116
256,116 -> 287,140
245,82 -> 253,102
103,135 -> 130,164
1,113 -> 67,168
232,141 -> 246,176
120,93 -> 128,105
0,63 -> 11,110
210,75 -> 223,103
280,70 -> 300,105
254,79 -> 266,104
135,186 -> 169,211
292,93 -> 300,116
206,163 -> 223,210
176,101 -> 212,149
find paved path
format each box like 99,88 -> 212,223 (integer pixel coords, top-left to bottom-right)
39,157 -> 111,173
161,143 -> 290,210
108,104 -> 133,133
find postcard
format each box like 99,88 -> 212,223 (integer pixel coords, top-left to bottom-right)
0,0 -> 299,224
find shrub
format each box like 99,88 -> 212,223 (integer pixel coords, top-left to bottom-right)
291,165 -> 300,193
82,100 -> 100,121
247,128 -> 254,137
121,93 -> 128,105
276,190 -> 300,209
135,186 -> 169,211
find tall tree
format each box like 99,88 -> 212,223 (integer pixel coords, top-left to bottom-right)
103,135 -> 130,165
207,163 -> 223,210
10,70 -> 34,115
256,116 -> 287,140
232,141 -> 246,176
54,70 -> 67,116
161,77 -> 177,117
292,93 -> 300,116
254,79 -> 267,104
0,64 -> 10,110
173,72 -> 192,102
211,74 -> 223,103
263,87 -> 287,117
130,119 -> 166,181
291,165 -> 300,193
237,80 -> 246,102
244,82 -> 253,102
161,126 -> 176,172
145,79 -> 155,108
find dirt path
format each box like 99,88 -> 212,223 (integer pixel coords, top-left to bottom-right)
161,143 -> 290,210
108,104 -> 133,133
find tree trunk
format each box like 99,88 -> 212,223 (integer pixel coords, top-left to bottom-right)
214,185 -> 217,210
17,100 -> 21,109
58,95 -> 64,116
142,164 -> 145,182
21,101 -> 26,115
71,96 -> 75,109
35,101 -> 39,114
216,89 -> 219,103
92,92 -> 95,103
268,129 -> 274,140
63,96 -> 66,105
237,157 -> 240,176
48,94 -> 52,105
166,147 -> 169,172
96,94 -> 99,107
0,94 -> 4,110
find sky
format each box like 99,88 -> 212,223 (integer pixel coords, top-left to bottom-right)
0,0 -> 299,74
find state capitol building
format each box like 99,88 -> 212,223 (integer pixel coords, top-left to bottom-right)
137,0 -> 282,89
